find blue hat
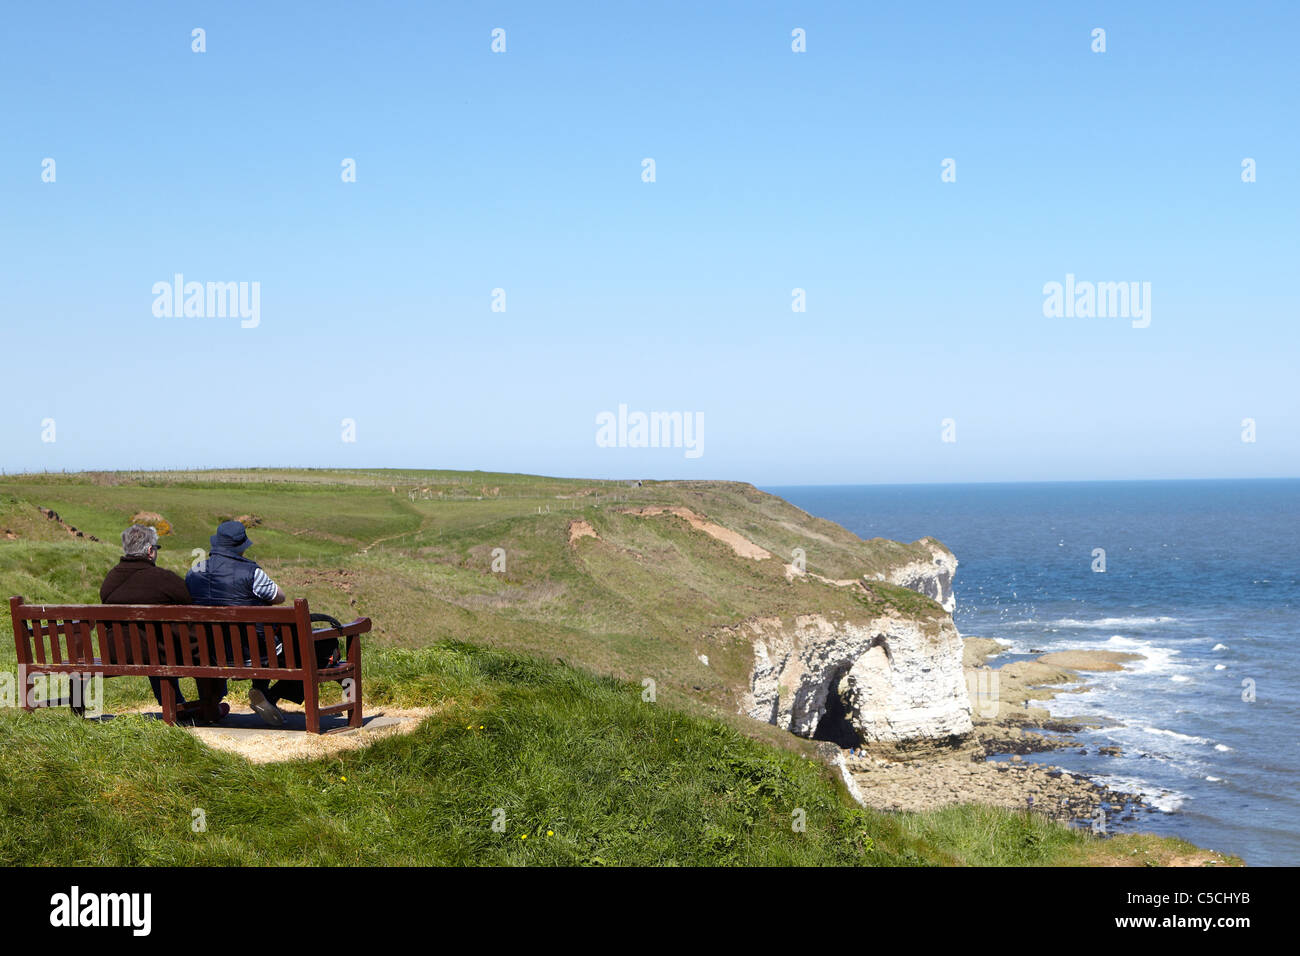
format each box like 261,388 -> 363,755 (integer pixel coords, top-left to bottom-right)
211,520 -> 253,553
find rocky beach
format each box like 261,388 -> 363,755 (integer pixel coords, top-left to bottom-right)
840,638 -> 1156,830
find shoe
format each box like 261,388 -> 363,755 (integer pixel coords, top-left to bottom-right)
174,699 -> 200,723
192,701 -> 231,726
248,688 -> 285,727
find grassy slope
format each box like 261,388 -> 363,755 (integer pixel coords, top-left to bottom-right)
0,471 -> 1235,865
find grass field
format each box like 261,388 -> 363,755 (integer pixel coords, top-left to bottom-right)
0,469 -> 1237,865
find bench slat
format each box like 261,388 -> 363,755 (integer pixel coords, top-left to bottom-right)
132,620 -> 146,666
193,622 -> 210,667
51,619 -> 66,664
279,622 -> 296,669
14,603 -> 301,623
22,661 -> 315,681
210,622 -> 227,667
64,620 -> 80,664
31,619 -> 47,665
75,620 -> 93,666
157,620 -> 175,667
109,621 -> 128,668
59,619 -> 76,664
169,621 -> 186,667
242,622 -> 259,668
316,701 -> 355,717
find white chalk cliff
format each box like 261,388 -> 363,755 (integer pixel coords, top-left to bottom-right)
875,537 -> 958,614
743,540 -> 972,751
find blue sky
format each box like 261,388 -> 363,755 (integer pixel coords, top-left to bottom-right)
2,1 -> 1296,484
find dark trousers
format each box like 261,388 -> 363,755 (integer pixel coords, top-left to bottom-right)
253,676 -> 304,705
150,676 -> 226,716
233,635 -> 340,705
148,676 -> 183,707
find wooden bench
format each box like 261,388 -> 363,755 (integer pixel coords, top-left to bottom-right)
9,595 -> 371,734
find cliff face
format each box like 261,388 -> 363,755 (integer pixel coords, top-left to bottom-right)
742,537 -> 971,752
874,537 -> 958,614
743,611 -> 972,752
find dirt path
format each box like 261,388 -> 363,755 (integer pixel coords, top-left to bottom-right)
621,506 -> 772,560
118,702 -> 437,763
359,502 -> 429,554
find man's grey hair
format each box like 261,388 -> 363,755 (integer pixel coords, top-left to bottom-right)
122,524 -> 159,558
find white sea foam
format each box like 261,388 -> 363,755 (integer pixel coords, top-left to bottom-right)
1098,635 -> 1182,676
1104,775 -> 1188,812
1148,792 -> 1187,812
1212,643 -> 1228,651
1214,664 -> 1226,671
1003,615 -> 1178,630
1214,744 -> 1232,752
988,618 -> 1213,813
1058,616 -> 1177,629
1205,776 -> 1223,783
1140,726 -> 1211,745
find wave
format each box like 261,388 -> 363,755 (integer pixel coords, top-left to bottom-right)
1098,635 -> 1183,676
987,633 -> 1186,677
1140,726 -> 1211,745
1002,615 -> 1178,629
1103,775 -> 1187,812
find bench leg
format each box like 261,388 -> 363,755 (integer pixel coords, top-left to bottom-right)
159,678 -> 177,726
20,666 -> 34,712
348,637 -> 362,729
69,675 -> 86,718
304,674 -> 320,735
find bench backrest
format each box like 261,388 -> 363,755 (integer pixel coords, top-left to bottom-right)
9,595 -> 317,679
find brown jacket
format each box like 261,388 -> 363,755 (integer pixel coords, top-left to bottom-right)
100,557 -> 191,606
99,557 -> 193,664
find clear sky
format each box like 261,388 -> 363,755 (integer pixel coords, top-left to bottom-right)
2,1 -> 1296,484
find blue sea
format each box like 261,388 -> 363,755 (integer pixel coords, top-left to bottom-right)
766,479 -> 1300,866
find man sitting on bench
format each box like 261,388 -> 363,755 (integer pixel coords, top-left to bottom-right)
186,520 -> 300,727
100,524 -> 227,722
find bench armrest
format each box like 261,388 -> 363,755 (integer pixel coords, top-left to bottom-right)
310,617 -> 372,641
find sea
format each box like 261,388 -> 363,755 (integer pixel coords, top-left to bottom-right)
766,479 -> 1299,866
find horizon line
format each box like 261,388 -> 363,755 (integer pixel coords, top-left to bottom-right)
1,466 -> 1297,489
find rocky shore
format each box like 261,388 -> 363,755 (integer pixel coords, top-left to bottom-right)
840,637 -> 1153,830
